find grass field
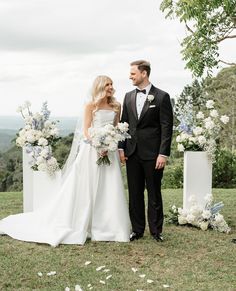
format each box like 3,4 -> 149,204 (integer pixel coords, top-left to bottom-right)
0,189 -> 235,291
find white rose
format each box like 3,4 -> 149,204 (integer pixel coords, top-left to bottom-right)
26,133 -> 36,143
198,135 -> 206,146
193,127 -> 203,136
16,136 -> 26,147
204,117 -> 215,130
38,138 -> 48,146
177,143 -> 185,152
202,210 -> 211,220
196,111 -> 204,119
199,221 -> 209,231
210,109 -> 219,118
50,128 -> 59,136
36,156 -> 45,165
117,122 -> 129,132
40,148 -> 49,158
178,215 -> 188,225
220,115 -> 229,124
25,125 -> 31,131
147,95 -> 155,102
38,163 -> 47,171
206,100 -> 214,109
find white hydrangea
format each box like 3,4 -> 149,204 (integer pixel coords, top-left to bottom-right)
206,100 -> 214,109
220,115 -> 229,124
210,109 -> 219,118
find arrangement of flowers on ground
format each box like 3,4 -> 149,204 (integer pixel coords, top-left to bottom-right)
175,98 -> 229,161
89,122 -> 130,166
166,194 -> 231,233
16,101 -> 60,175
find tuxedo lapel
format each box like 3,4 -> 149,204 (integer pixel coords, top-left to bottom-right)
138,85 -> 156,123
130,91 -> 138,120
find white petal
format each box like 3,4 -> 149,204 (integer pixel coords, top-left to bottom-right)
163,284 -> 170,288
139,274 -> 146,278
87,284 -> 92,287
37,272 -> 43,277
75,284 -> 83,291
99,280 -> 106,284
65,288 -> 70,291
131,267 -> 138,273
85,261 -> 91,266
103,269 -> 110,273
106,275 -> 112,280
147,279 -> 154,283
96,265 -> 105,271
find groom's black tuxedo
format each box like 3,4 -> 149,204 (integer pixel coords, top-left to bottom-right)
120,85 -> 173,236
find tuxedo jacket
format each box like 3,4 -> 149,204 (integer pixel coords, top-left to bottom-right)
119,85 -> 173,160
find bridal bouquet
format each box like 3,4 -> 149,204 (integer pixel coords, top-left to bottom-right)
175,98 -> 229,161
167,194 -> 231,233
16,101 -> 60,175
89,122 -> 130,166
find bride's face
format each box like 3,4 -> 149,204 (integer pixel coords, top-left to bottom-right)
104,81 -> 114,98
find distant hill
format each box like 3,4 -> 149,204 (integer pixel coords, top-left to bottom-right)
0,116 -> 80,152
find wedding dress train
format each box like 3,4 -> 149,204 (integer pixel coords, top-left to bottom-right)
0,110 -> 130,246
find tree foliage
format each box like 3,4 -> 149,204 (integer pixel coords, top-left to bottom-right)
160,0 -> 236,76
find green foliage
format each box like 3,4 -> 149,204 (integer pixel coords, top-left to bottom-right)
162,158 -> 183,189
160,0 -> 236,76
204,65 -> 236,151
213,148 -> 236,188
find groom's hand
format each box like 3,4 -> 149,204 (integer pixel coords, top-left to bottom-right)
119,149 -> 128,165
155,155 -> 167,170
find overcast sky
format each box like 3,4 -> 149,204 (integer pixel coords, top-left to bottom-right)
0,0 -> 234,117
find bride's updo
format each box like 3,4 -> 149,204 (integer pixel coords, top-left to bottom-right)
91,75 -> 120,113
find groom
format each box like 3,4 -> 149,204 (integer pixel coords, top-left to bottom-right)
119,60 -> 173,242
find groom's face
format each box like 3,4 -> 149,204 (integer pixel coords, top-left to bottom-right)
130,65 -> 146,86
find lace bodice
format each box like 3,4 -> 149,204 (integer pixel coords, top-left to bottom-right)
92,110 -> 116,128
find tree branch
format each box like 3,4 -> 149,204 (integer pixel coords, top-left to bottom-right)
219,60 -> 236,66
216,34 -> 236,43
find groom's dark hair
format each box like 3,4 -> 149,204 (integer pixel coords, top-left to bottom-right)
130,60 -> 151,77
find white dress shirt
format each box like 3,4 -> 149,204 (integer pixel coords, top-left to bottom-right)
136,83 -> 152,118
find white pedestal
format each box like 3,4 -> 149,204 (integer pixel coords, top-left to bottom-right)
33,170 -> 61,210
23,148 -> 34,212
183,151 -> 212,210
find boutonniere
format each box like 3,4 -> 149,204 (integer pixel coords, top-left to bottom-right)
147,95 -> 154,103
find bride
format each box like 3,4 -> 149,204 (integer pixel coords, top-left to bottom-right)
0,75 -> 131,246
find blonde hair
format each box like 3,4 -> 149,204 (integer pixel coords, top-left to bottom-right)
91,75 -> 119,113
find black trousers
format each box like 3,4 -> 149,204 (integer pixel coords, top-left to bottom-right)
126,151 -> 164,235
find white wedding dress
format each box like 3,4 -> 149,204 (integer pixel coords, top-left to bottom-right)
0,110 -> 130,246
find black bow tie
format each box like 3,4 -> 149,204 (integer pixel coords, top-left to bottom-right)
136,88 -> 146,94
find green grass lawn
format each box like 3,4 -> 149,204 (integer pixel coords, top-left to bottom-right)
0,189 -> 235,291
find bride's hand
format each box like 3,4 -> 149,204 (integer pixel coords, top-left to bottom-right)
100,150 -> 108,157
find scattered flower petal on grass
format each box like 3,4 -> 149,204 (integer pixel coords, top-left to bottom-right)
106,275 -> 112,280
103,269 -> 110,273
37,272 -> 43,277
99,280 -> 106,284
89,288 -> 93,290
47,271 -> 56,276
131,267 -> 138,273
65,288 -> 70,291
87,284 -> 92,288
163,284 -> 170,288
85,261 -> 91,266
147,279 -> 154,284
139,274 -> 146,278
75,284 -> 83,291
96,265 -> 106,271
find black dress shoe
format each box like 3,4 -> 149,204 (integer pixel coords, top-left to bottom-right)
152,233 -> 163,242
130,232 -> 143,241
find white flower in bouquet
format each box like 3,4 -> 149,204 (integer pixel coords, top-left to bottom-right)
196,111 -> 204,119
220,115 -> 229,124
199,221 -> 209,231
40,148 -> 49,158
189,205 -> 202,217
36,156 -> 45,165
204,117 -> 215,130
38,138 -> 48,146
178,215 -> 188,225
197,135 -> 207,146
89,122 -> 130,166
202,210 -> 211,220
204,193 -> 213,204
38,163 -> 47,171
177,143 -> 185,152
193,127 -> 203,136
206,100 -> 214,109
210,109 -> 219,118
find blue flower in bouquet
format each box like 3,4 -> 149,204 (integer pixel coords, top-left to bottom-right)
175,98 -> 229,161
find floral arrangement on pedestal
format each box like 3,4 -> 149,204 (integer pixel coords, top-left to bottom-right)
175,98 -> 229,161
167,194 -> 231,233
16,101 -> 60,175
89,122 -> 130,166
